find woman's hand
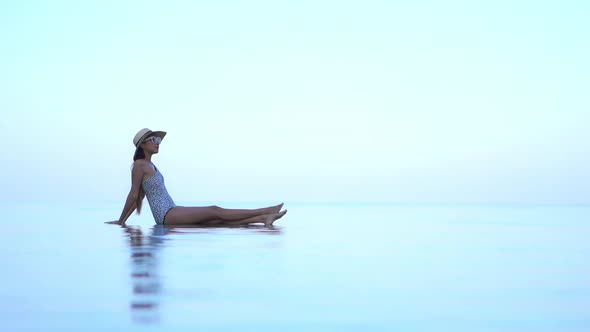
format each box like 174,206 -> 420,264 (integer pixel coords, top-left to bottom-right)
105,220 -> 123,225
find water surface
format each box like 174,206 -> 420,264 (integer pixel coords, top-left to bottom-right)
1,203 -> 589,331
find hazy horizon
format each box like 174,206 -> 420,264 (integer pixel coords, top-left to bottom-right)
1,1 -> 588,205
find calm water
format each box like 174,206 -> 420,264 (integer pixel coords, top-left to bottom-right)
1,203 -> 589,331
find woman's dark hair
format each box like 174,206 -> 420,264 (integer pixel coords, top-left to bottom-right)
133,146 -> 145,161
132,146 -> 146,215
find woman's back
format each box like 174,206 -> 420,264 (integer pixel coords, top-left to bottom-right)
142,165 -> 176,225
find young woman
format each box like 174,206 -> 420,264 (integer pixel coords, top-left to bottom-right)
106,128 -> 287,226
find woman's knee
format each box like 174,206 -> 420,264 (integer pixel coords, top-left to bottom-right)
209,205 -> 221,211
208,205 -> 223,217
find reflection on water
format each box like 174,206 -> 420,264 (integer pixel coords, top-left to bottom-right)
122,225 -> 168,324
2,204 -> 590,331
121,224 -> 281,325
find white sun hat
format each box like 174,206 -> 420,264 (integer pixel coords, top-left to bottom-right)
133,128 -> 167,148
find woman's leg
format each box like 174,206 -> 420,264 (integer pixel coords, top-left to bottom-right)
215,203 -> 283,220
164,203 -> 283,225
202,210 -> 287,226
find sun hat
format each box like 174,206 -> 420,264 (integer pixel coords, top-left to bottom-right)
133,128 -> 167,147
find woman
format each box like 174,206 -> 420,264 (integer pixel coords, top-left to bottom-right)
106,128 -> 287,226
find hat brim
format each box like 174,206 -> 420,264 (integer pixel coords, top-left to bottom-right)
147,131 -> 166,139
136,130 -> 167,147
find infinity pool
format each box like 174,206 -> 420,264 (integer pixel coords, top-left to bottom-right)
1,203 -> 589,331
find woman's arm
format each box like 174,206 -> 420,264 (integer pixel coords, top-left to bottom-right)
107,162 -> 145,225
116,194 -> 137,224
120,201 -> 137,223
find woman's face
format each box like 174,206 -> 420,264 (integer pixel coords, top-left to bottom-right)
141,136 -> 161,154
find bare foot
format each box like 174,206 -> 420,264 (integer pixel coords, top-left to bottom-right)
271,202 -> 284,213
263,210 -> 287,227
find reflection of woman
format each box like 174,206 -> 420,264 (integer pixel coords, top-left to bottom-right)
107,128 -> 287,226
123,225 -> 166,324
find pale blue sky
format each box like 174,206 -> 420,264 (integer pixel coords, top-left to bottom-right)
1,0 -> 588,204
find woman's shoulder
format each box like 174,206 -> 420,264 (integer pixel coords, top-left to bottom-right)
133,159 -> 157,172
132,159 -> 151,171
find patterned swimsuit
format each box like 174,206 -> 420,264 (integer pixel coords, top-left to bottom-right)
142,166 -> 176,224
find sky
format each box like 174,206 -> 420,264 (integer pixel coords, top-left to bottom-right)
1,0 -> 589,205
